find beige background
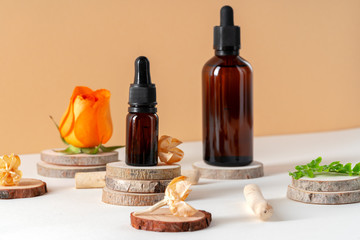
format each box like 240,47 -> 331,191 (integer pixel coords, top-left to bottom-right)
0,0 -> 359,154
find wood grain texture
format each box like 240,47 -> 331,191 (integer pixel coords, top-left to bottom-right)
292,175 -> 360,192
105,176 -> 170,193
287,185 -> 360,205
192,161 -> 264,180
106,161 -> 181,180
37,161 -> 106,178
41,149 -> 118,166
0,178 -> 47,199
131,208 -> 212,232
102,186 -> 164,206
75,171 -> 106,189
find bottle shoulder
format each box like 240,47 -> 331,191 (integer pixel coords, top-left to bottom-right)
203,55 -> 252,71
127,113 -> 158,121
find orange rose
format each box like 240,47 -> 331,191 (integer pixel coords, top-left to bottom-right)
59,86 -> 113,148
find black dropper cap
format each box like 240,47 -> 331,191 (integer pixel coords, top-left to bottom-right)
213,6 -> 240,56
128,56 -> 157,113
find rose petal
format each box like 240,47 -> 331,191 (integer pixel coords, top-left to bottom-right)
59,86 -> 93,138
72,95 -> 101,148
94,89 -> 113,144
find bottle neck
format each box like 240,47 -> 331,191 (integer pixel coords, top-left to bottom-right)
215,49 -> 239,56
128,104 -> 157,113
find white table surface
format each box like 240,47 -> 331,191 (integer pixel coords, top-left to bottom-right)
3,128 -> 360,240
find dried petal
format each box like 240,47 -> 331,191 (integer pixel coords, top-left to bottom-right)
158,135 -> 172,152
159,135 -> 182,151
165,176 -> 192,202
0,154 -> 22,186
181,169 -> 200,185
169,201 -> 198,217
158,148 -> 184,164
134,175 -> 198,217
158,135 -> 184,164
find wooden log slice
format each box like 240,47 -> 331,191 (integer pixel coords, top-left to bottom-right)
0,178 -> 47,199
37,161 -> 106,178
102,186 -> 164,206
287,185 -> 360,205
292,174 -> 360,192
131,208 -> 212,232
192,161 -> 264,180
105,176 -> 170,193
106,161 -> 181,180
41,149 -> 118,166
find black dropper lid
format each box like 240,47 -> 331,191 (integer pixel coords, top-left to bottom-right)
213,6 -> 240,56
128,56 -> 157,113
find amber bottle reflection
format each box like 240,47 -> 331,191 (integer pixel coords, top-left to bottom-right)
126,113 -> 158,166
202,55 -> 253,166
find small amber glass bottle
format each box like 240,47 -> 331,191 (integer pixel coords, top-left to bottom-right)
126,56 -> 158,166
202,6 -> 253,166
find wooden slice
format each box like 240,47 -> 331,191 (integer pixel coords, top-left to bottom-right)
192,161 -> 264,180
292,174 -> 360,192
102,186 -> 164,206
106,161 -> 181,180
105,176 -> 170,193
131,208 -> 212,232
41,149 -> 118,166
0,178 -> 47,199
287,185 -> 360,205
37,161 -> 106,178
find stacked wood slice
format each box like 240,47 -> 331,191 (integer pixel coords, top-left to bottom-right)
37,149 -> 119,178
287,174 -> 360,204
192,161 -> 264,180
102,162 -> 181,206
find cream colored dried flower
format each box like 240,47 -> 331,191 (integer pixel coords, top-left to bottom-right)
134,176 -> 198,217
0,154 -> 23,186
158,135 -> 184,164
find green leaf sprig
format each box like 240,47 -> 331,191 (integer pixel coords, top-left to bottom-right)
289,157 -> 360,179
55,143 -> 124,155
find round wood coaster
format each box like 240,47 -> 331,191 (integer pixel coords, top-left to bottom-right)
106,161 -> 181,180
105,176 -> 170,193
287,185 -> 360,205
102,186 -> 164,206
41,149 -> 118,166
0,178 -> 47,199
37,161 -> 106,178
292,175 -> 360,192
131,208 -> 212,232
192,161 -> 264,180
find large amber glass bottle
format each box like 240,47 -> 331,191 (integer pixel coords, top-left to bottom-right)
202,6 -> 253,166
